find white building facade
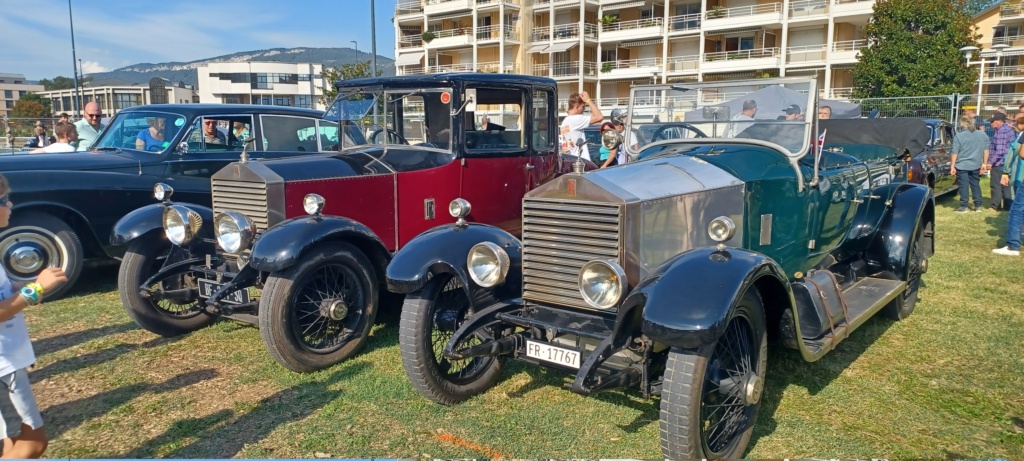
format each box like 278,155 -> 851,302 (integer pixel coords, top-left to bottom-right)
39,78 -> 197,117
196,62 -> 325,110
0,73 -> 45,119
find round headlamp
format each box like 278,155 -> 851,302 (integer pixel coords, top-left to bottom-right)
707,216 -> 736,243
153,183 -> 173,201
162,205 -> 201,246
303,194 -> 325,215
466,242 -> 510,287
214,211 -> 256,254
578,260 -> 628,310
449,198 -> 471,219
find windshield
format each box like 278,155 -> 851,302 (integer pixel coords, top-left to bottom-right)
324,91 -> 378,122
93,110 -> 187,153
324,87 -> 453,150
625,77 -> 817,158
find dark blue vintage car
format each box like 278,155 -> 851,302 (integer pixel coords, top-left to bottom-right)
0,104 -> 340,298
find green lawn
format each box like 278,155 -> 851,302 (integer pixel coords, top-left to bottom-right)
27,184 -> 1024,458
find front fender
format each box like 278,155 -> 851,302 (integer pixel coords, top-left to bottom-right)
639,247 -> 791,349
385,223 -> 522,301
110,202 -> 214,247
870,183 -> 935,278
248,215 -> 387,273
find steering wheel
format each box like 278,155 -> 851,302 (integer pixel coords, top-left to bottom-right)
648,123 -> 708,142
369,128 -> 409,145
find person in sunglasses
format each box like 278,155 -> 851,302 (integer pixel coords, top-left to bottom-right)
73,102 -> 105,151
0,174 -> 67,458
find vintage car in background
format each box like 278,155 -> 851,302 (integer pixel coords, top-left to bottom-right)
385,77 -> 935,458
911,118 -> 957,196
112,73 -> 590,373
0,104 -> 332,298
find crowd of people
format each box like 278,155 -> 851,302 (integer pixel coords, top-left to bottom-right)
24,102 -> 107,154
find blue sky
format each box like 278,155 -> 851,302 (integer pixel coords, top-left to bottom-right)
0,0 -> 398,81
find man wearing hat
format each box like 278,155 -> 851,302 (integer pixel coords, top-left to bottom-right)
779,104 -> 804,121
988,112 -> 1014,211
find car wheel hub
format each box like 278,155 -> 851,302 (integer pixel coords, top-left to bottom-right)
321,299 -> 348,321
0,234 -> 58,279
719,372 -> 761,406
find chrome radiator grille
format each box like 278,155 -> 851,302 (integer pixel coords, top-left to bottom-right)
211,179 -> 270,232
522,198 -> 622,310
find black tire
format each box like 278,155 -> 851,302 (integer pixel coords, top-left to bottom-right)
882,220 -> 929,320
258,242 -> 378,373
118,234 -> 215,336
660,289 -> 768,459
399,273 -> 502,405
0,211 -> 83,300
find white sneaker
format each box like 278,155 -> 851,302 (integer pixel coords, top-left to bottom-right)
992,246 -> 1021,256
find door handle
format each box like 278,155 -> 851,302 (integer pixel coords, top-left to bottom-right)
524,164 -> 535,170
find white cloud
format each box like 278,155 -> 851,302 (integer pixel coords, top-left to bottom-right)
80,61 -> 107,74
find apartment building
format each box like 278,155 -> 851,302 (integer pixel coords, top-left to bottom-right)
971,1 -> 1024,109
393,0 -> 872,112
39,77 -> 197,117
0,73 -> 45,119
196,62 -> 325,110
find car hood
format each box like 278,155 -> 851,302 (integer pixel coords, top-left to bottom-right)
0,150 -> 140,172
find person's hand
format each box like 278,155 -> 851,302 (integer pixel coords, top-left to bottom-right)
580,91 -> 591,102
1002,175 -> 1010,187
981,164 -> 989,174
950,166 -> 957,175
34,267 -> 67,295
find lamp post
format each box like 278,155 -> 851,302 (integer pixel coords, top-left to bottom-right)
960,43 -> 1009,117
68,0 -> 81,116
351,40 -> 358,54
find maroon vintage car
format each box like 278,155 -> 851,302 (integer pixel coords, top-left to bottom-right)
111,73 -> 590,372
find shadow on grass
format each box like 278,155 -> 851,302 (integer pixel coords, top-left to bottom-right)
1013,416 -> 1024,430
125,363 -> 369,458
30,336 -> 182,383
63,263 -> 119,298
33,322 -> 140,356
42,368 -> 218,440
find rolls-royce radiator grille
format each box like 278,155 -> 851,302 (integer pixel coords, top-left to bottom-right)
522,198 -> 622,310
211,179 -> 270,232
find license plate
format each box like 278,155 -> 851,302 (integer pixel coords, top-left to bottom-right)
198,278 -> 250,305
525,340 -> 581,369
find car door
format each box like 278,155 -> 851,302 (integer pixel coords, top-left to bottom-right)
163,114 -> 257,200
806,153 -> 864,263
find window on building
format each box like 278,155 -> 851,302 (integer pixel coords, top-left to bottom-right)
5,101 -> 13,109
18,91 -> 26,97
62,96 -> 71,111
52,98 -> 61,111
114,93 -> 141,109
3,90 -> 11,99
83,95 -> 93,105
297,95 -> 312,108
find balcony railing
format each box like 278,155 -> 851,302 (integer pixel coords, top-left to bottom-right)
395,0 -> 423,14
425,27 -> 473,43
832,39 -> 867,52
993,34 -> 1024,46
787,44 -> 827,61
427,63 -> 476,73
703,47 -> 780,62
829,87 -> 854,99
475,0 -> 521,6
399,34 -> 423,48
987,65 -> 1024,79
666,54 -> 700,71
705,3 -> 781,19
789,0 -> 828,14
1000,2 -> 1024,16
534,23 -> 597,40
476,24 -> 518,40
667,14 -> 701,32
601,57 -> 663,71
600,17 -> 664,33
531,63 -> 550,76
833,0 -> 872,4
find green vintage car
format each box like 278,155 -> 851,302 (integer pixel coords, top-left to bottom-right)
385,77 -> 934,458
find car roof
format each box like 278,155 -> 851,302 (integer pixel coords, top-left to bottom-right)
334,73 -> 556,90
117,104 -> 324,118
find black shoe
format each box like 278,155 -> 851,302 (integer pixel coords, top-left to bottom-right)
955,207 -> 969,213
989,206 -> 1002,212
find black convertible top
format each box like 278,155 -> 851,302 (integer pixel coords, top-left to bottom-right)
819,118 -> 929,154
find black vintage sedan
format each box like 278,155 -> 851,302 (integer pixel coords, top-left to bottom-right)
0,104 -> 345,298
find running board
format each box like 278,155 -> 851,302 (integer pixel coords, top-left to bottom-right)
802,277 -> 906,356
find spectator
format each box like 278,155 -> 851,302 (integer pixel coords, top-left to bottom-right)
993,115 -> 1024,256
1018,104 -> 1024,120
58,113 -> 69,124
135,117 -> 166,152
24,126 -> 48,149
202,119 -> 227,145
559,91 -> 602,161
988,112 -> 1014,211
779,104 -> 805,121
0,172 -> 68,458
817,105 -> 832,120
597,122 -> 618,169
232,121 -> 250,144
73,102 -> 104,151
998,106 -> 1008,115
950,114 -> 988,213
30,122 -> 76,153
611,118 -> 638,164
479,115 -> 505,131
726,100 -> 757,137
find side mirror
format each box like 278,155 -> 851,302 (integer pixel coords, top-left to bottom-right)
176,141 -> 189,155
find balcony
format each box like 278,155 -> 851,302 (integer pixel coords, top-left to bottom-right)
424,28 -> 473,48
534,0 -> 595,7
831,0 -> 874,16
789,0 -> 828,18
600,17 -> 664,42
666,55 -> 700,74
1000,2 -> 1024,18
395,0 -> 423,17
703,3 -> 782,31
427,63 -> 476,73
476,0 -> 521,9
667,14 -> 701,34
702,48 -> 781,72
787,44 -> 827,65
399,34 -> 424,49
993,34 -> 1024,47
533,23 -> 598,41
828,87 -> 853,99
477,24 -> 519,41
831,39 -> 866,62
599,57 -> 663,79
987,65 -> 1024,81
531,63 -> 550,76
425,0 -> 473,15
398,66 -> 427,76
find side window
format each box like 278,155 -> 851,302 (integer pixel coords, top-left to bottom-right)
261,115 -> 319,152
532,89 -> 553,151
186,116 -> 253,152
465,87 -> 526,154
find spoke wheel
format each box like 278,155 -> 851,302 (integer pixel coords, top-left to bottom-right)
399,273 -> 502,405
883,220 -> 929,320
259,242 -> 378,373
660,289 -> 767,459
119,234 -> 214,337
0,212 -> 83,300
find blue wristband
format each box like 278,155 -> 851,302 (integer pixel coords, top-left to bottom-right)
19,286 -> 40,306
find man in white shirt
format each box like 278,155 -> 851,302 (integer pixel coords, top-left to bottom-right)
726,99 -> 758,138
559,91 -> 603,161
73,102 -> 105,151
31,122 -> 77,154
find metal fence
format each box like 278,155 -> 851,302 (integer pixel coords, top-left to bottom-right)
841,93 -> 1024,124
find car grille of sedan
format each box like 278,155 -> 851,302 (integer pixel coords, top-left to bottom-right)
211,178 -> 271,233
522,198 -> 623,311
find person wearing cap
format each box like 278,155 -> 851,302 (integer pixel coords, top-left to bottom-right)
611,119 -> 638,164
988,111 -> 1014,211
779,104 -> 804,121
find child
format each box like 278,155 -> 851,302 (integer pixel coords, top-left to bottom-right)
0,173 -> 67,458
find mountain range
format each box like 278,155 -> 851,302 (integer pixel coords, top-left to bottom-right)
82,47 -> 395,87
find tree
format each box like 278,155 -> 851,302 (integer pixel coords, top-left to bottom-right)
318,60 -> 383,106
12,100 -> 45,119
18,93 -> 51,114
852,0 -> 980,98
38,75 -> 92,91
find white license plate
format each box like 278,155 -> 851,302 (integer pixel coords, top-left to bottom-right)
525,340 -> 581,369
198,278 -> 249,305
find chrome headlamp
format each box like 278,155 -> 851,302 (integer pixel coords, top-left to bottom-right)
449,198 -> 471,226
214,211 -> 256,254
466,242 -> 510,287
303,193 -> 325,215
162,205 -> 202,246
707,216 -> 736,242
578,260 -> 628,310
153,183 -> 173,201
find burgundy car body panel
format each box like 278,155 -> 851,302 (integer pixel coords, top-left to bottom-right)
284,174 -> 399,250
395,160 -> 463,247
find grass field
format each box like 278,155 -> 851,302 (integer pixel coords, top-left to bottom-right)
26,185 -> 1024,458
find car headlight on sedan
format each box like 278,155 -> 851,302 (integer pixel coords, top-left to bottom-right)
466,242 -> 509,287
707,216 -> 736,243
214,211 -> 256,254
579,260 -> 628,310
162,205 -> 202,246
